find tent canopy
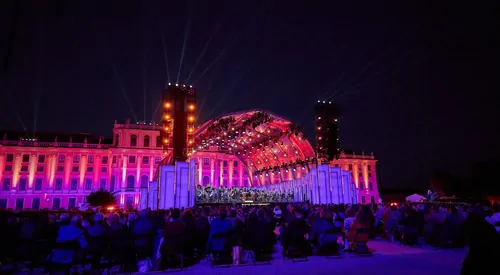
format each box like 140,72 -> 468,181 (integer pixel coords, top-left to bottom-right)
406,193 -> 426,202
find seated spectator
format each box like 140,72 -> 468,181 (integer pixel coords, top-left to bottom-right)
87,213 -> 107,237
485,203 -> 500,233
247,209 -> 274,256
206,208 -> 232,255
283,208 -> 311,256
160,209 -> 186,268
50,215 -> 87,264
461,208 -> 500,275
310,208 -> 334,248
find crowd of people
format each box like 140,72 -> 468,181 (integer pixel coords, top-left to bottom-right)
0,202 -> 499,274
196,185 -> 295,203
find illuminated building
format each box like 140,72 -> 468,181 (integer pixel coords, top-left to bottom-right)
0,112 -> 379,210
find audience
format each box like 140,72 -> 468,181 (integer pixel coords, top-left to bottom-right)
1,201 -> 499,273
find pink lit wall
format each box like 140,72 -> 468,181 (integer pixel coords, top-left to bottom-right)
0,123 -> 380,210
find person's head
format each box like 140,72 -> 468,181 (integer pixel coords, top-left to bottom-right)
171,208 -> 181,220
292,208 -> 304,219
183,209 -> 193,220
346,207 -> 357,218
219,208 -> 227,219
320,209 -> 332,220
71,215 -> 83,227
355,205 -> 374,225
256,209 -> 265,219
94,213 -> 103,223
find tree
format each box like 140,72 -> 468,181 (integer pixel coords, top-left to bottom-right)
86,189 -> 116,207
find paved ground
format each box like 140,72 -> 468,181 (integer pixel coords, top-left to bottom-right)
151,240 -> 466,275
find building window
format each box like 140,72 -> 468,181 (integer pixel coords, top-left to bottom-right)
70,179 -> 78,190
223,160 -> 228,167
203,158 -> 209,165
15,198 -> 24,210
142,157 -> 149,165
130,135 -> 137,147
129,156 -> 136,164
100,167 -> 107,173
37,165 -> 44,172
368,182 -> 373,190
102,156 -> 109,164
52,198 -> 61,209
233,170 -> 237,175
368,173 -> 372,177
0,199 -> 7,209
156,136 -> 161,147
359,173 -> 362,177
223,179 -> 228,187
359,183 -> 364,191
6,154 -> 14,162
223,170 -> 228,175
233,161 -> 238,167
72,166 -> 79,172
115,134 -> 119,146
88,155 -> 94,163
68,198 -> 77,209
348,164 -> 352,170
244,179 -> 248,187
243,169 -> 247,175
38,155 -> 45,163
87,167 -> 94,172
126,175 -> 135,189
21,166 -> 28,172
233,179 -> 238,186
371,196 -> 375,204
126,196 -> 134,209
144,135 -> 150,147
19,178 -> 27,191
32,198 -> 40,210
73,155 -> 80,163
112,156 -> 117,164
141,175 -> 149,188
361,196 -> 366,204
22,154 -> 30,162
58,155 -> 65,163
85,179 -> 92,190
34,178 -> 43,191
5,165 -> 12,172
55,179 -> 63,190
202,176 -> 210,185
100,179 -> 106,190
368,165 -> 371,171
110,176 -> 115,192
57,166 -> 64,172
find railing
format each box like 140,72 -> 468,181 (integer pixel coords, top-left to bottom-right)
113,123 -> 161,130
0,140 -> 112,149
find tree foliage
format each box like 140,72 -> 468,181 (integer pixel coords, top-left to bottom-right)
86,190 -> 116,207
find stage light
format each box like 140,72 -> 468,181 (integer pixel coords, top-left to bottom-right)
175,83 -> 178,86
317,126 -> 321,130
322,101 -> 325,103
165,102 -> 171,108
189,85 -> 193,88
188,104 -> 195,110
293,168 -> 296,171
164,139 -> 168,143
164,127 -> 169,131
188,116 -> 194,122
318,117 -> 321,120
168,83 -> 171,85
335,118 -> 338,122
317,100 -> 320,103
165,115 -> 170,120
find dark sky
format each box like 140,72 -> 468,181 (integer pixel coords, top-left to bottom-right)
1,1 -> 498,189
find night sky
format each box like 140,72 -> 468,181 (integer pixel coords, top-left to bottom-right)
1,1 -> 498,190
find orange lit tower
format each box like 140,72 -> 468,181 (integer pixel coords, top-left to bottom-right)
314,100 -> 340,161
161,84 -> 197,163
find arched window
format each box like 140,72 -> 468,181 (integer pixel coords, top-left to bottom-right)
130,135 -> 137,147
140,175 -> 149,188
202,176 -> 210,186
114,134 -> 119,146
143,135 -> 150,147
127,175 -> 135,189
156,136 -> 161,147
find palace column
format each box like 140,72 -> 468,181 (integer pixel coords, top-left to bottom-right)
0,153 -> 5,184
121,155 -> 127,190
12,153 -> 21,188
229,160 -> 234,187
79,155 -> 88,191
94,155 -> 102,186
136,156 -> 142,190
197,158 -> 202,186
64,154 -> 72,189
210,158 -> 215,185
239,162 -> 243,187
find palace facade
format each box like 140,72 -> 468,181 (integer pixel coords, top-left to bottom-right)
0,115 -> 380,210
